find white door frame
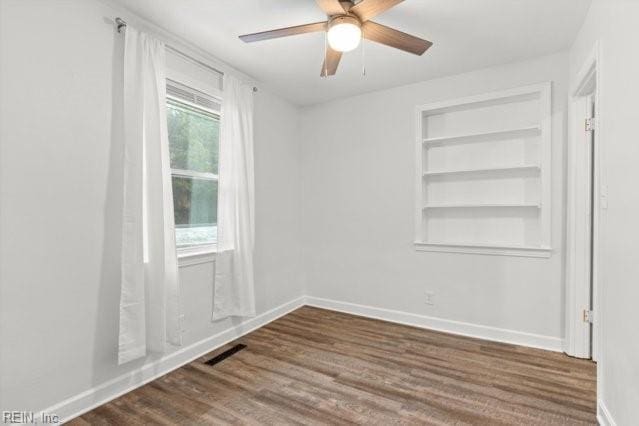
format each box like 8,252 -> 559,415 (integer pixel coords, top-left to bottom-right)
565,42 -> 601,360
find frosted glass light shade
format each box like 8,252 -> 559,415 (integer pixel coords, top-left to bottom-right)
327,18 -> 362,52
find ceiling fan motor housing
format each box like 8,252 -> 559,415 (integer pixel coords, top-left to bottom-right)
339,0 -> 355,12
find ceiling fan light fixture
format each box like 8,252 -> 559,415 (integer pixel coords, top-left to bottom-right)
239,0 -> 433,77
327,16 -> 362,52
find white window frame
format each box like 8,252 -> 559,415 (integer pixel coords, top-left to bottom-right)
166,86 -> 221,264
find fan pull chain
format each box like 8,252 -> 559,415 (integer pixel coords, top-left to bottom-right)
361,38 -> 366,77
323,30 -> 328,78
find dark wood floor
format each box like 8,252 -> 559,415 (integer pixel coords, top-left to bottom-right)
71,306 -> 596,425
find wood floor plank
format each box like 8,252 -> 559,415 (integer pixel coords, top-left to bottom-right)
70,306 -> 596,425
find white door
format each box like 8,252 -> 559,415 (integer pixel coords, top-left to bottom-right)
565,95 -> 594,359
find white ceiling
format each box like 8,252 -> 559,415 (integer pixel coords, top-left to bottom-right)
114,0 -> 591,106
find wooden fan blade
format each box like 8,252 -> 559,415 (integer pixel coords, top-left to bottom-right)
362,21 -> 432,55
320,47 -> 342,76
315,0 -> 346,16
350,0 -> 404,22
239,22 -> 327,42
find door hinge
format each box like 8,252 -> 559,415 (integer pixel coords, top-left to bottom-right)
583,309 -> 594,323
585,117 -> 596,132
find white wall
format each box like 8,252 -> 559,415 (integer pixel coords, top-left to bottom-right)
570,1 -> 639,424
300,53 -> 569,343
0,0 -> 302,413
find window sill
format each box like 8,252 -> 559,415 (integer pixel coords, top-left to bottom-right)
177,246 -> 216,267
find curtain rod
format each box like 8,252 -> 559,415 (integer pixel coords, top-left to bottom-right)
115,17 -> 257,92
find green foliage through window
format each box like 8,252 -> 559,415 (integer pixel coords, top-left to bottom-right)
166,96 -> 220,247
167,98 -> 219,174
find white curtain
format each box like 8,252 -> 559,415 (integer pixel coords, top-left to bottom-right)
213,75 -> 256,320
118,27 -> 182,364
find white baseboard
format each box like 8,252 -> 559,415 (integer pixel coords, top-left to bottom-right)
305,296 -> 563,352
45,296 -> 306,423
597,400 -> 617,426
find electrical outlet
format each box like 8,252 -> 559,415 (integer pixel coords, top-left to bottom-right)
425,291 -> 435,306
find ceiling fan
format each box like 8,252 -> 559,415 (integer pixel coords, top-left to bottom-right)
239,0 -> 432,77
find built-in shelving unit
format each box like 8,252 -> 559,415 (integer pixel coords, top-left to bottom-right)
414,83 -> 552,257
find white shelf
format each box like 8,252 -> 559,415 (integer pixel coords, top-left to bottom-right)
423,164 -> 540,177
423,202 -> 540,209
414,241 -> 552,258
422,126 -> 541,147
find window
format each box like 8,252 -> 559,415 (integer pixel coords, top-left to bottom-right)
166,80 -> 221,252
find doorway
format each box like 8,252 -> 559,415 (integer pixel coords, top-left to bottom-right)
565,45 -> 600,361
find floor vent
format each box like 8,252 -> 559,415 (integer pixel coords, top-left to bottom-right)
205,344 -> 247,366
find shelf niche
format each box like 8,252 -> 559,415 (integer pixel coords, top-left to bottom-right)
414,83 -> 552,256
